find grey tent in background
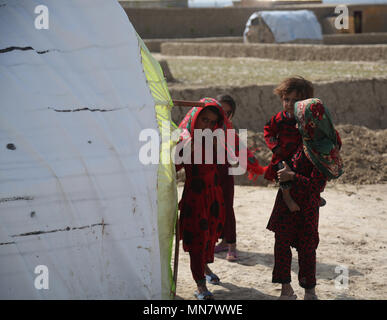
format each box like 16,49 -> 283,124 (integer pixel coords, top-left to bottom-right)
244,10 -> 323,44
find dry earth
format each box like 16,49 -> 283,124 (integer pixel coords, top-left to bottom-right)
174,183 -> 387,300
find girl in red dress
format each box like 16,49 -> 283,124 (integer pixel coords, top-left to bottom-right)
176,98 -> 226,300
264,76 -> 314,212
213,94 -> 238,261
267,98 -> 343,300
177,97 -> 265,300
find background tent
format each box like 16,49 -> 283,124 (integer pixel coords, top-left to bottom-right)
0,0 -> 177,299
244,10 -> 323,44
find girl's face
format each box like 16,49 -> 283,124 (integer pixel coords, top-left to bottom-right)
282,90 -> 302,117
221,102 -> 234,120
195,108 -> 219,131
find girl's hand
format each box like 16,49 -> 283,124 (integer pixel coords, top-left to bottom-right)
278,162 -> 295,182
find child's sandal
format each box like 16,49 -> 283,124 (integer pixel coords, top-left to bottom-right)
205,273 -> 220,285
226,250 -> 238,262
214,242 -> 228,253
304,293 -> 318,300
194,290 -> 214,300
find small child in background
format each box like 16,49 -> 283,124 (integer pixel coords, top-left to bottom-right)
214,94 -> 238,261
214,94 -> 266,260
264,76 -> 315,212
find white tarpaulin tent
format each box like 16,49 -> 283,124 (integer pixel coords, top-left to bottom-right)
0,0 -> 177,299
244,10 -> 323,43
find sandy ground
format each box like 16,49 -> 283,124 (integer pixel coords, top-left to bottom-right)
173,183 -> 387,300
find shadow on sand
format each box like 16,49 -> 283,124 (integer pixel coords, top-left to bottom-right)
211,282 -> 277,300
215,250 -> 364,282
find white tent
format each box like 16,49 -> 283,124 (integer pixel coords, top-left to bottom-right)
244,10 -> 323,43
0,0 -> 177,299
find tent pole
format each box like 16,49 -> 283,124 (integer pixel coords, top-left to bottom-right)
172,100 -> 205,108
172,214 -> 180,298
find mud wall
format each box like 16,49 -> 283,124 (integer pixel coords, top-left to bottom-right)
144,37 -> 243,52
144,33 -> 387,52
323,33 -> 387,45
169,78 -> 387,130
161,42 -> 387,61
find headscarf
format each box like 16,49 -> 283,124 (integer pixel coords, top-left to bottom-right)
294,98 -> 343,180
178,97 -> 223,138
178,97 -> 266,180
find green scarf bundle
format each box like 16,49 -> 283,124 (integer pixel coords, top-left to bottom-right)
294,98 -> 344,180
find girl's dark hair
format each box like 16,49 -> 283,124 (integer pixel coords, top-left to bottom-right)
205,105 -> 223,126
273,76 -> 314,100
216,94 -> 236,117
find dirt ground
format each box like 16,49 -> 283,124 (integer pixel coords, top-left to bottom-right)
174,183 -> 387,300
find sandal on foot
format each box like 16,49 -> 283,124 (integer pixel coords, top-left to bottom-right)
205,273 -> 220,285
226,250 -> 238,262
304,293 -> 318,300
278,294 -> 297,300
194,290 -> 214,300
214,243 -> 228,253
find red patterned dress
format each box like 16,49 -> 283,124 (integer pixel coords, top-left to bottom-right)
176,99 -> 226,283
267,145 -> 327,288
267,98 -> 343,289
263,111 -> 302,181
178,161 -> 225,265
177,98 -> 266,283
217,163 -> 236,244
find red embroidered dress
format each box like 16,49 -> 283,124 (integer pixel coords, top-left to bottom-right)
177,98 -> 266,276
266,98 -> 343,288
179,161 -> 225,263
266,146 -> 327,246
263,111 -> 302,181
176,100 -> 226,265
